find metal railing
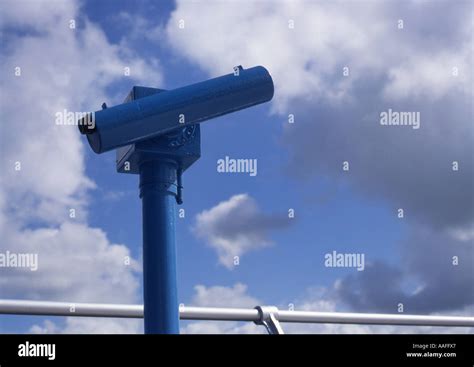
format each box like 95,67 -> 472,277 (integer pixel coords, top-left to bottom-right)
1,299 -> 473,334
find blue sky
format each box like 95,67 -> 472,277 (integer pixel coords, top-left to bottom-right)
0,0 -> 472,334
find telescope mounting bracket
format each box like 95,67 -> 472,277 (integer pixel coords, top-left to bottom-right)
116,86 -> 201,205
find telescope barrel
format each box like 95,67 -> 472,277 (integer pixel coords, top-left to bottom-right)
80,65 -> 274,153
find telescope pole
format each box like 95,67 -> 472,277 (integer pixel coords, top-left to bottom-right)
139,159 -> 180,334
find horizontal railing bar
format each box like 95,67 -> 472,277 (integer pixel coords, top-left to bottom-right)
0,300 -> 473,327
277,310 -> 474,327
0,299 -> 143,318
180,307 -> 259,321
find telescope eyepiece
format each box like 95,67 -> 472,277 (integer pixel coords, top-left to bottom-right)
78,113 -> 96,135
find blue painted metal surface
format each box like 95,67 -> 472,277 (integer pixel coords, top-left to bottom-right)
79,65 -> 274,153
79,65 -> 274,334
115,87 -> 201,175
140,160 -> 180,334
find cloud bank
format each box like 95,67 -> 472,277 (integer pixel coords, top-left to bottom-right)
168,0 -> 473,314
1,0 -> 161,333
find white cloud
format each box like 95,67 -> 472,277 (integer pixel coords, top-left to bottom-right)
166,1 -> 374,112
383,47 -> 472,100
190,283 -> 260,308
0,0 -> 78,30
448,226 -> 474,242
0,222 -> 140,303
166,0 -> 471,111
0,0 -> 162,333
1,3 -> 162,224
193,194 -> 289,269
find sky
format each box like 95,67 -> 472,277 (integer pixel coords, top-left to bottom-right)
0,0 -> 472,334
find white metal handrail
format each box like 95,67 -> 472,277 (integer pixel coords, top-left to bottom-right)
1,299 -> 473,334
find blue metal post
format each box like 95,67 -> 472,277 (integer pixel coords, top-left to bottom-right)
139,160 -> 180,334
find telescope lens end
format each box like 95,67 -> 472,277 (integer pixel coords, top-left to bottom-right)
78,113 -> 96,135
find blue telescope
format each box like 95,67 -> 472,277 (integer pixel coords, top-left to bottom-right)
79,65 -> 274,153
79,65 -> 274,334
